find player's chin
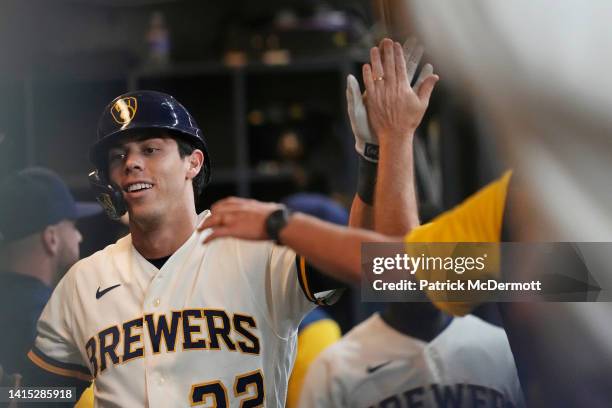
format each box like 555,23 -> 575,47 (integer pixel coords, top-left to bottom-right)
123,188 -> 158,208
127,201 -> 160,222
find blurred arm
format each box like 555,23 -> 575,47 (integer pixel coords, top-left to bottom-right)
279,213 -> 393,283
199,199 -> 397,284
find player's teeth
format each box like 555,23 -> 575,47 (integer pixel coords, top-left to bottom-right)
128,183 -> 152,192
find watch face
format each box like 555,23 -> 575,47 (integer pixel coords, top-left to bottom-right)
266,207 -> 289,242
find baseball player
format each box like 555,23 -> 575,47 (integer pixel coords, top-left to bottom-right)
26,90 -> 340,407
298,307 -> 524,408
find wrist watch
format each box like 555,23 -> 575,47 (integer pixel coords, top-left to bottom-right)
265,205 -> 292,244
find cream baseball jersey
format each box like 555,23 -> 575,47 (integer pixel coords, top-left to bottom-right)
299,314 -> 525,408
28,211 -> 320,407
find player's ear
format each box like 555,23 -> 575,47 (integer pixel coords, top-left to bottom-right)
186,149 -> 204,180
41,224 -> 60,256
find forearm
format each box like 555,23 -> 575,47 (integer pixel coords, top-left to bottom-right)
279,212 -> 393,283
349,195 -> 374,229
375,136 -> 420,235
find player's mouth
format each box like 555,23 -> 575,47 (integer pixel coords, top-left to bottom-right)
123,182 -> 154,197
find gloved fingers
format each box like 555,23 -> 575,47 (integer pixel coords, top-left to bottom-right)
414,63 -> 434,94
406,45 -> 424,84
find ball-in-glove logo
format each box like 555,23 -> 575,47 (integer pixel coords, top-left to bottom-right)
111,97 -> 138,125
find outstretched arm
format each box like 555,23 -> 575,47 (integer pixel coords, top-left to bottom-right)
364,38 -> 438,235
198,197 -> 398,284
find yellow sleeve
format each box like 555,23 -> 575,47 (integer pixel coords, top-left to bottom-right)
408,171 -> 512,243
404,171 -> 512,316
74,383 -> 94,408
286,319 -> 341,408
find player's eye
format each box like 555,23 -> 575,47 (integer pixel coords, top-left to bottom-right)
108,151 -> 126,163
143,146 -> 160,155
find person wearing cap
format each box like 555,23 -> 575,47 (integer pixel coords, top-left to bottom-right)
0,167 -> 100,379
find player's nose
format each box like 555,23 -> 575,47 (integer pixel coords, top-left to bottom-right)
124,151 -> 144,173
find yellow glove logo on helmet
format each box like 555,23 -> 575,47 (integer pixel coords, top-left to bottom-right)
111,97 -> 137,125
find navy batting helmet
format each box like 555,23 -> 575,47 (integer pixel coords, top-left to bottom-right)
90,90 -> 211,186
89,90 -> 212,220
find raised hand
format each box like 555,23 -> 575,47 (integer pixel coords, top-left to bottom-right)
362,38 -> 439,144
347,37 -> 438,160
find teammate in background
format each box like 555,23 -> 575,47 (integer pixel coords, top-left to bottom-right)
297,42 -> 523,407
299,302 -> 523,408
282,193 -> 345,408
26,90 -> 341,407
0,168 -> 100,380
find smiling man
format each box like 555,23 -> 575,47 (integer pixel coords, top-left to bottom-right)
26,90 -> 341,407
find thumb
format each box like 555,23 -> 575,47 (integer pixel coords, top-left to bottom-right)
417,74 -> 439,104
348,75 -> 367,115
413,63 -> 434,94
346,75 -> 354,108
347,74 -> 362,101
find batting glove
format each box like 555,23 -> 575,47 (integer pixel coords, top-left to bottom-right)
346,73 -> 378,162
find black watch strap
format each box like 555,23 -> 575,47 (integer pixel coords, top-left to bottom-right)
265,206 -> 292,244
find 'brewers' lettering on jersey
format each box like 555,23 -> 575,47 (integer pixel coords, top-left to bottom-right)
84,309 -> 260,377
369,383 -> 516,408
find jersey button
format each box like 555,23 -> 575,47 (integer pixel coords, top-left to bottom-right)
153,298 -> 161,307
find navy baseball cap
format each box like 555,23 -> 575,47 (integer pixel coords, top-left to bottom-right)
0,167 -> 102,244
